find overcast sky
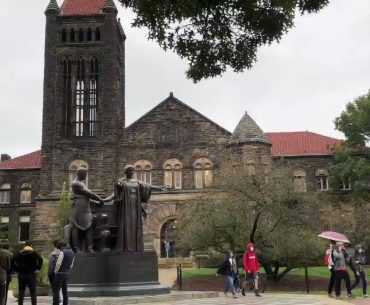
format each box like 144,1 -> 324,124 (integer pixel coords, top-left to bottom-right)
1,0 -> 370,158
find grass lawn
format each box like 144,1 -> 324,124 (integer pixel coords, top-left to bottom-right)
181,266 -> 370,297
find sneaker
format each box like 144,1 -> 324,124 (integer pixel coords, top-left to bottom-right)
363,295 -> 369,298
328,293 -> 334,298
347,294 -> 353,298
233,295 -> 238,298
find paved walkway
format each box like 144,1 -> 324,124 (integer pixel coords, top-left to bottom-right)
7,293 -> 361,305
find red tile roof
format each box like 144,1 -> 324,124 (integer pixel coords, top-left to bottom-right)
61,0 -> 106,15
0,150 -> 42,170
267,131 -> 342,157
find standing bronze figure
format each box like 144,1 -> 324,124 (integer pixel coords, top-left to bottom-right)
70,167 -> 104,253
104,165 -> 165,252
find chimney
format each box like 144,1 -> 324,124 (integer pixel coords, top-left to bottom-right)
1,154 -> 11,162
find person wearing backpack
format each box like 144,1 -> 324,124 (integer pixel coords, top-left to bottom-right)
242,243 -> 261,297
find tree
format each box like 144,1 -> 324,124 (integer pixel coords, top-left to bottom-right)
330,90 -> 370,246
57,182 -> 72,238
178,167 -> 325,281
119,0 -> 329,82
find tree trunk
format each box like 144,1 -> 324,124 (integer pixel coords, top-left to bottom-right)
250,211 -> 261,243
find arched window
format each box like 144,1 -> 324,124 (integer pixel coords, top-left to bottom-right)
61,28 -> 67,42
133,160 -> 152,184
78,28 -> 84,41
70,28 -> 75,42
87,28 -> 92,41
293,169 -> 307,192
20,183 -> 32,204
69,160 -> 89,186
194,158 -> 213,189
95,28 -> 101,41
0,184 -> 11,204
163,159 -> 182,189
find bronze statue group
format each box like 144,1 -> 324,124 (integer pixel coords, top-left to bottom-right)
326,240 -> 368,298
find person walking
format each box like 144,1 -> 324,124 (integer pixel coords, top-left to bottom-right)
48,240 -> 61,300
53,242 -> 75,305
350,245 -> 368,298
165,241 -> 171,258
326,240 -> 336,298
216,250 -> 238,299
332,242 -> 352,298
12,241 -> 43,305
0,244 -> 12,305
242,243 -> 261,297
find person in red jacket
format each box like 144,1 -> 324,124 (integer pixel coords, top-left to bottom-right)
242,243 -> 261,297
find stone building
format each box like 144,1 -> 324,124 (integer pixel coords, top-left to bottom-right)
0,0 -> 346,256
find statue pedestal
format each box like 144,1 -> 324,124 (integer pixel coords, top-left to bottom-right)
69,251 -> 170,297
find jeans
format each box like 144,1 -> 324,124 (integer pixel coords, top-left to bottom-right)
0,281 -> 6,305
224,275 -> 236,295
53,273 -> 69,305
335,270 -> 351,296
18,274 -> 37,305
351,270 -> 367,296
328,268 -> 336,294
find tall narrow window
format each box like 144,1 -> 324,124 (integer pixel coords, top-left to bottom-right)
133,160 -> 152,184
63,60 -> 72,136
19,216 -> 30,242
61,28 -> 67,42
163,159 -> 182,189
0,183 -> 10,204
89,59 -> 99,136
0,217 -> 9,241
194,158 -> 213,189
74,60 -> 85,136
95,28 -> 101,41
78,28 -> 84,41
70,28 -> 75,42
87,28 -> 92,41
246,158 -> 256,176
20,183 -> 32,204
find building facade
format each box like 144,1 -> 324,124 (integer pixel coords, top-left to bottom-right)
0,0 -> 347,256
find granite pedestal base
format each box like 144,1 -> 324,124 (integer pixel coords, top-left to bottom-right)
69,251 -> 170,297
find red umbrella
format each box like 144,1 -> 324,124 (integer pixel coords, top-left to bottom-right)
318,231 -> 350,243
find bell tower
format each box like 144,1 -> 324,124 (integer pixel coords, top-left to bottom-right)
40,0 -> 125,195
35,0 -> 125,247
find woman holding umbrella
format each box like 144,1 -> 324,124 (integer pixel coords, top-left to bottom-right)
318,231 -> 352,298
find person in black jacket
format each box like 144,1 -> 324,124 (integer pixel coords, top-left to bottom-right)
350,245 -> 368,298
12,241 -> 43,305
216,250 -> 238,299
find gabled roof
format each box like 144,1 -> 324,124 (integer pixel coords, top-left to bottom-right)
267,131 -> 342,157
229,111 -> 271,145
60,0 -> 106,16
126,93 -> 232,136
0,150 -> 42,170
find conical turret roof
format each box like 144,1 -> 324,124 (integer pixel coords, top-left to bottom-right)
229,111 -> 271,145
45,0 -> 60,14
102,0 -> 118,13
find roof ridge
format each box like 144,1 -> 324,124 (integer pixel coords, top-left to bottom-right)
126,93 -> 232,135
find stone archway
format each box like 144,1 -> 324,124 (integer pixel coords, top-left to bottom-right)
143,203 -> 181,256
160,219 -> 178,258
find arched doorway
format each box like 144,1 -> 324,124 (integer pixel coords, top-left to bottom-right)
160,219 -> 178,258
